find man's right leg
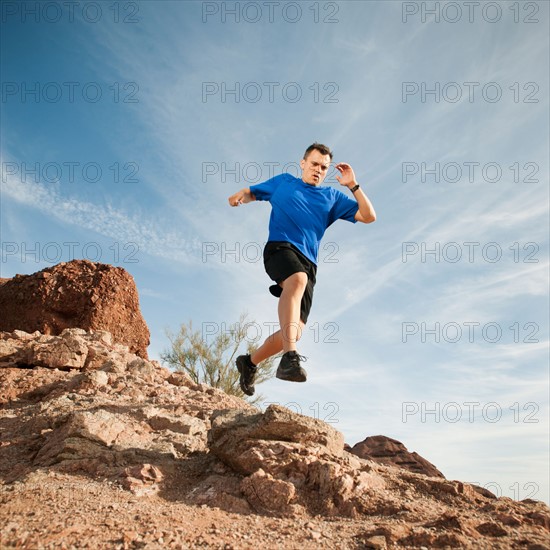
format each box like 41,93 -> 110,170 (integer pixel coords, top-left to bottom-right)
240,322 -> 305,396
250,323 -> 305,366
250,330 -> 283,366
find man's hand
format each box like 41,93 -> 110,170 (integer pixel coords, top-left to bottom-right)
335,162 -> 377,223
335,162 -> 357,188
228,188 -> 255,206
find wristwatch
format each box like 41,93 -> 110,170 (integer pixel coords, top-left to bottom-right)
350,184 -> 360,193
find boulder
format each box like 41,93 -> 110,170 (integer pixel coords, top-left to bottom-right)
0,260 -> 149,358
349,435 -> 445,478
208,405 -> 394,516
208,404 -> 345,473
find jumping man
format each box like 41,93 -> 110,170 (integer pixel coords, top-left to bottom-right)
228,143 -> 376,396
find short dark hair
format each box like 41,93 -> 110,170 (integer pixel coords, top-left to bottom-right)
303,142 -> 333,161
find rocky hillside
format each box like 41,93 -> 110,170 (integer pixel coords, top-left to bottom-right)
1,328 -> 548,549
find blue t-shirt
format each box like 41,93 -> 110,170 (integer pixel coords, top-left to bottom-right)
250,173 -> 358,265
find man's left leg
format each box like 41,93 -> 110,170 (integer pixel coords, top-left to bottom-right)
273,272 -> 308,382
277,272 -> 307,352
237,243 -> 314,394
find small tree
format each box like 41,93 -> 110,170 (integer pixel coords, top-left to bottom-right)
161,313 -> 278,402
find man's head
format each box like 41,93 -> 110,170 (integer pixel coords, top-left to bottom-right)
300,143 -> 333,186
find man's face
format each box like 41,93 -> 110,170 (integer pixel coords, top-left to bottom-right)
300,149 -> 331,186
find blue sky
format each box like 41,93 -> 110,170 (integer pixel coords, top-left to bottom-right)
1,1 -> 548,503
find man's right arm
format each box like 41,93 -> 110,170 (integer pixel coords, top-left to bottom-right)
229,174 -> 281,206
228,188 -> 256,207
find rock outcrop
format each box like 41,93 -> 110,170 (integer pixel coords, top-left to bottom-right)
349,435 -> 445,478
0,329 -> 549,549
205,406 -> 389,517
0,260 -> 149,358
0,329 -> 249,484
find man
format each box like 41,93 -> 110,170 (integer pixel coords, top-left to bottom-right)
228,143 -> 376,396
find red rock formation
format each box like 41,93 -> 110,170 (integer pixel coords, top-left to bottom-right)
349,435 -> 445,478
0,260 -> 149,358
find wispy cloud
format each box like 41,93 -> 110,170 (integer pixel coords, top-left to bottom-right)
1,156 -> 204,265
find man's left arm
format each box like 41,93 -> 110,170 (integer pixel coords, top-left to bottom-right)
335,163 -> 376,224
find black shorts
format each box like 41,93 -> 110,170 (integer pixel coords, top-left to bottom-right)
263,241 -> 317,324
